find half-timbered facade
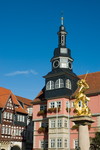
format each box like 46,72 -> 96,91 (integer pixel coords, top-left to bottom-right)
0,87 -> 33,150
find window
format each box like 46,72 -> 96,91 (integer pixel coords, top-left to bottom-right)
3,112 -> 13,121
66,101 -> 70,108
18,129 -> 22,136
40,140 -> 48,149
2,126 -> 5,134
16,128 -> 19,136
50,102 -> 55,108
3,112 -> 6,118
58,119 -> 62,128
71,101 -> 74,107
66,79 -> 71,89
50,101 -> 61,108
74,139 -> 78,148
57,138 -> 62,148
51,120 -> 56,128
9,113 -> 13,119
57,101 -> 61,108
46,81 -> 54,90
41,141 -> 44,148
65,139 -> 68,148
27,108 -> 33,115
64,120 -> 68,127
55,79 -> 64,89
8,128 -> 11,135
61,35 -> 64,45
40,105 -> 47,111
41,122 -> 48,128
17,115 -> 25,122
51,139 -> 55,148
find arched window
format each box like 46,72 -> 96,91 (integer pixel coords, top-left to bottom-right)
55,79 -> 64,89
66,79 -> 71,89
46,81 -> 54,90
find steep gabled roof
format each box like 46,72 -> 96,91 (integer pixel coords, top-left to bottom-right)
78,71 -> 100,95
16,95 -> 33,106
32,71 -> 100,103
0,87 -> 32,114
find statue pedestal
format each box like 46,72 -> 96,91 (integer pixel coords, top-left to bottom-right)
72,116 -> 94,150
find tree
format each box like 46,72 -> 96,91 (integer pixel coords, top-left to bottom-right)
91,132 -> 100,149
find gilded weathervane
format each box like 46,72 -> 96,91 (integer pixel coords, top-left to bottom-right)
74,77 -> 91,116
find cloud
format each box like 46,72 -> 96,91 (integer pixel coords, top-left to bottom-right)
5,69 -> 38,76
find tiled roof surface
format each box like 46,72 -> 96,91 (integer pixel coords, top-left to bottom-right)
0,87 -> 32,114
78,71 -> 100,95
33,71 -> 100,103
32,88 -> 45,103
16,95 -> 33,106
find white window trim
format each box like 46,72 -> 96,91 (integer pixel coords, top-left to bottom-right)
66,79 -> 71,89
65,139 -> 68,148
73,139 -> 78,149
49,101 -> 61,108
50,119 -> 56,128
57,138 -> 62,148
55,79 -> 64,89
50,139 -> 55,148
46,80 -> 54,90
57,119 -> 62,128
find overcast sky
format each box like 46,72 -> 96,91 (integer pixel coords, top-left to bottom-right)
0,0 -> 100,99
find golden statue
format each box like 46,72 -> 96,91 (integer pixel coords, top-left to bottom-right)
74,79 -> 91,116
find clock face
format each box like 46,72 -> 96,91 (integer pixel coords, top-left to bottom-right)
53,60 -> 59,68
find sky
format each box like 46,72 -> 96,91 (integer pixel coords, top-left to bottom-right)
0,0 -> 100,100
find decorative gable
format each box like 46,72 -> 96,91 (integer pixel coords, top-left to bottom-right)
6,97 -> 14,110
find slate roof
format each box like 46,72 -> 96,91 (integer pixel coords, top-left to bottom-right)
32,71 -> 100,103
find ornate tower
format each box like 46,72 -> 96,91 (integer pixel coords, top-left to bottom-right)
44,17 -> 79,99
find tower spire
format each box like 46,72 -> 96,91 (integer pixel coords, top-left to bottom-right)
58,15 -> 67,48
61,16 -> 64,25
61,11 -> 64,25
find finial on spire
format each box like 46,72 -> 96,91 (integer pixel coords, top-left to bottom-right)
61,11 -> 64,25
61,17 -> 64,25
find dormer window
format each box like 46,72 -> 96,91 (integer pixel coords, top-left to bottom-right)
46,81 -> 54,90
66,79 -> 71,89
55,79 -> 64,89
14,104 -> 19,108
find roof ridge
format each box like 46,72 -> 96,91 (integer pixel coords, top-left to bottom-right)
78,71 -> 100,77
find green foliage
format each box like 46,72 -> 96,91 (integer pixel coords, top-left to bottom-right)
47,107 -> 60,113
91,132 -> 100,148
71,125 -> 79,131
37,110 -> 46,116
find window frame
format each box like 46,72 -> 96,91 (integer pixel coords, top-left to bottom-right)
55,79 -> 64,89
57,138 -> 62,148
50,139 -> 55,148
74,139 -> 78,149
57,119 -> 62,128
66,79 -> 72,89
49,101 -> 61,108
46,80 -> 54,90
65,139 -> 68,148
50,120 -> 56,128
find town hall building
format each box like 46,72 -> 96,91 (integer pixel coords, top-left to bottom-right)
32,18 -> 100,150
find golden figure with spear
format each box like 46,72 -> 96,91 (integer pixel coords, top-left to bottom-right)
74,73 -> 91,116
